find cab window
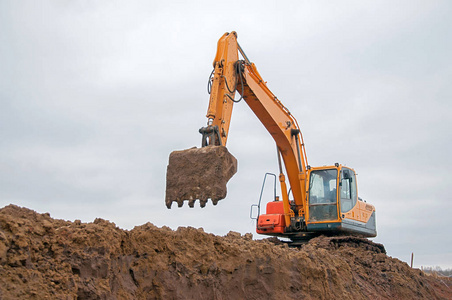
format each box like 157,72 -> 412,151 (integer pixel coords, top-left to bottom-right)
340,168 -> 357,213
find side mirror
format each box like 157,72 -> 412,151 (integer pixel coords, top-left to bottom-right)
343,170 -> 351,179
342,170 -> 353,182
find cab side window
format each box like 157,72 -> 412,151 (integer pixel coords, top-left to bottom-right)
340,169 -> 357,213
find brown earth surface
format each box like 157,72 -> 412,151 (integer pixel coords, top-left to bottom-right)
0,204 -> 451,300
165,146 -> 237,208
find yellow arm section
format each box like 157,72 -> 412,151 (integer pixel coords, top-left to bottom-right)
205,32 -> 239,146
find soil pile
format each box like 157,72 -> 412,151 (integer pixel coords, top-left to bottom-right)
0,204 -> 451,299
165,146 -> 237,208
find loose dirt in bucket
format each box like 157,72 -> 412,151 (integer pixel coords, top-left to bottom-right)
165,146 -> 237,208
0,204 -> 451,299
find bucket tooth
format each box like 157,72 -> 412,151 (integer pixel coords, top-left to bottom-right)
200,199 -> 207,208
177,199 -> 184,208
188,198 -> 196,208
166,200 -> 172,209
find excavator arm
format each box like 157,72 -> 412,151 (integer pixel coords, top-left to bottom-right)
167,32 -> 308,226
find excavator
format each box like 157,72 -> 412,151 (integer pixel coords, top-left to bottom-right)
165,32 -> 376,243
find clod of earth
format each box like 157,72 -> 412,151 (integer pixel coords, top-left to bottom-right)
0,205 -> 451,299
165,146 -> 237,208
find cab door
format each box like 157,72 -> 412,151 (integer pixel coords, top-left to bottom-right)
308,169 -> 338,222
339,168 -> 357,215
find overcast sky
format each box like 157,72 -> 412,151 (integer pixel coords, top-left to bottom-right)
1,1 -> 451,269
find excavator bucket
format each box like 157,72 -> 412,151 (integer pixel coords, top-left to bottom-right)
165,146 -> 237,208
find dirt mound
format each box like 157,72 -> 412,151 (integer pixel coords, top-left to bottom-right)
165,146 -> 237,208
0,205 -> 451,299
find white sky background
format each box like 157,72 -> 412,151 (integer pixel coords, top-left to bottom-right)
1,1 -> 451,268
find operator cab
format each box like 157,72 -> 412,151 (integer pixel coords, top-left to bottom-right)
306,165 -> 376,237
307,166 -> 357,222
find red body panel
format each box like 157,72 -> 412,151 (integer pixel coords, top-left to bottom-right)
257,201 -> 286,234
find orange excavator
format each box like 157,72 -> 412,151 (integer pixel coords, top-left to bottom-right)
165,32 -> 376,243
